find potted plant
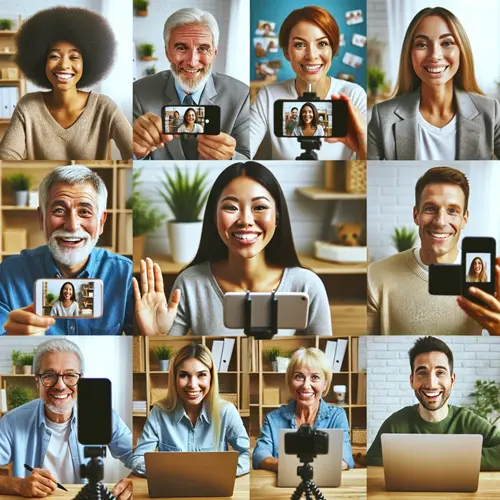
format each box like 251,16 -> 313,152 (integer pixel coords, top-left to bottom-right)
157,166 -> 210,264
145,65 -> 156,76
20,352 -> 34,374
468,380 -> 500,426
11,349 -> 22,373
6,173 -> 32,206
264,347 -> 282,372
133,0 -> 149,16
391,226 -> 417,252
45,293 -> 56,306
276,351 -> 292,372
139,43 -> 155,61
367,67 -> 386,97
0,19 -> 13,31
153,346 -> 174,372
7,386 -> 34,410
126,169 -> 165,262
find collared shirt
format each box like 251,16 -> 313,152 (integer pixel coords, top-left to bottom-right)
131,401 -> 250,477
252,399 -> 355,469
173,80 -> 205,105
0,399 -> 133,482
0,246 -> 133,335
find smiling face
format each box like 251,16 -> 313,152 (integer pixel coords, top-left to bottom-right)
185,109 -> 196,124
290,363 -> 327,409
284,21 -> 332,85
176,357 -> 211,410
413,183 -> 468,264
291,108 -> 298,119
45,40 -> 83,90
216,177 -> 277,261
473,258 -> 483,275
62,283 -> 74,301
166,23 -> 217,93
301,105 -> 314,124
411,15 -> 460,88
410,351 -> 455,412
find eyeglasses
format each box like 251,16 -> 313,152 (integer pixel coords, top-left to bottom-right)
36,372 -> 82,387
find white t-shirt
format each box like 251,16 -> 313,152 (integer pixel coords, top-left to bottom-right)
250,78 -> 367,160
50,301 -> 79,317
43,419 -> 76,484
417,111 -> 457,160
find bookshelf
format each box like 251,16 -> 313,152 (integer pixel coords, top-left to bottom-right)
0,160 -> 132,262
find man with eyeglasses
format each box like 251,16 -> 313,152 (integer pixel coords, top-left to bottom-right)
0,339 -> 133,498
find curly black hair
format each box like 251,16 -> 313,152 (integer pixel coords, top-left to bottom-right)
16,6 -> 116,89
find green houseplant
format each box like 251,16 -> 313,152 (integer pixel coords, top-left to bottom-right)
6,173 -> 32,206
157,166 -> 210,264
153,346 -> 174,371
7,386 -> 34,410
20,352 -> 34,374
392,226 -> 417,252
139,43 -> 155,60
468,380 -> 500,426
45,293 -> 56,306
367,67 -> 386,96
133,0 -> 149,16
0,19 -> 13,30
264,347 -> 282,372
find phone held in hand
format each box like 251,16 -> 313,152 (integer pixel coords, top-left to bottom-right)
161,104 -> 221,135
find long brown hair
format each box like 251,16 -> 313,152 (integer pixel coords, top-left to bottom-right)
467,257 -> 487,282
394,7 -> 483,96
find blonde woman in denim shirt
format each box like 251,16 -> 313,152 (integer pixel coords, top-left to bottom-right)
131,343 -> 250,476
253,348 -> 354,471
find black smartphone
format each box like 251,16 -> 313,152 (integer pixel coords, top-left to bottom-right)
429,264 -> 462,295
77,378 -> 112,445
273,99 -> 348,138
161,104 -> 220,135
462,237 -> 496,305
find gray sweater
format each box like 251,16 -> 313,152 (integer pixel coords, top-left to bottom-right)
169,262 -> 332,336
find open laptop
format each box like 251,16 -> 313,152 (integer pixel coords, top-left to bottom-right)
277,429 -> 343,487
145,451 -> 238,498
382,434 -> 483,492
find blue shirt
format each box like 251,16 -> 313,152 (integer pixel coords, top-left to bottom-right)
0,399 -> 133,482
0,246 -> 133,335
174,81 -> 205,105
131,401 -> 250,476
252,399 -> 355,469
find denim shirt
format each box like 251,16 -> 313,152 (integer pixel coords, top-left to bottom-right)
131,401 -> 250,476
0,399 -> 134,482
0,246 -> 133,335
252,399 -> 355,469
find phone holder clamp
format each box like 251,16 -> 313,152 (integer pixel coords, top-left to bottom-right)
243,290 -> 277,339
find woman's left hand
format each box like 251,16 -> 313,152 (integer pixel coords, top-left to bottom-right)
325,93 -> 367,159
457,257 -> 500,335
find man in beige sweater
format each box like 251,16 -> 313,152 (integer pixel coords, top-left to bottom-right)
368,166 -> 481,335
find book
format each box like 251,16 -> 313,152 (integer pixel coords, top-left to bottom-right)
333,339 -> 348,373
210,340 -> 224,370
219,338 -> 235,372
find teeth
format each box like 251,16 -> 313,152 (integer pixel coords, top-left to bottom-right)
430,233 -> 450,239
233,233 -> 259,242
423,391 -> 440,397
303,65 -> 321,70
55,73 -> 73,80
425,67 -> 447,74
61,237 -> 83,242
53,394 -> 69,399
183,69 -> 199,74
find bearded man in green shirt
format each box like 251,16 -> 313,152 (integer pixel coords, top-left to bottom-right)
367,336 -> 500,470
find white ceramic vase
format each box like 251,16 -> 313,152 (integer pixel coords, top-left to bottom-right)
168,221 -> 203,264
15,191 -> 28,206
159,359 -> 170,372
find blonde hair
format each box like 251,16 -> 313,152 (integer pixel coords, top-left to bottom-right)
286,347 -> 332,397
160,343 -> 225,446
467,257 -> 487,282
394,7 -> 483,96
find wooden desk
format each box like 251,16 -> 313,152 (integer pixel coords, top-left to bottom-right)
251,468 -> 366,499
0,484 -> 112,499
368,467 -> 500,498
133,475 -> 249,499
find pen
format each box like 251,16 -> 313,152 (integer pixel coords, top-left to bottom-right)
23,464 -> 69,492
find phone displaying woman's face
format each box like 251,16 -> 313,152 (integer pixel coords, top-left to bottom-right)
176,358 -> 211,409
411,15 -> 460,88
216,177 -> 277,260
45,40 -> 83,90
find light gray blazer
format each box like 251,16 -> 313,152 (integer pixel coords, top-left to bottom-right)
133,70 -> 250,160
368,88 -> 500,160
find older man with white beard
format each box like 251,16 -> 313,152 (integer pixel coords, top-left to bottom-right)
133,7 -> 250,160
0,165 -> 133,335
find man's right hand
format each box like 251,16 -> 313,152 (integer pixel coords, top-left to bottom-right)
132,112 -> 176,159
4,304 -> 55,335
17,469 -> 57,498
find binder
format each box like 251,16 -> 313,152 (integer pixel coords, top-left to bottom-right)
333,339 -> 348,373
210,340 -> 224,371
324,341 -> 337,369
219,338 -> 235,372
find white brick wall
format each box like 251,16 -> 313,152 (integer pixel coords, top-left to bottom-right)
366,336 -> 500,447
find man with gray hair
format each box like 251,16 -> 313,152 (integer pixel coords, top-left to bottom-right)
0,165 -> 133,335
133,7 -> 249,160
0,339 -> 133,498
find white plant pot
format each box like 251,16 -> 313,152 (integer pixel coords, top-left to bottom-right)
272,360 -> 278,372
15,191 -> 28,206
23,365 -> 31,375
276,357 -> 290,373
159,359 -> 170,372
168,221 -> 202,264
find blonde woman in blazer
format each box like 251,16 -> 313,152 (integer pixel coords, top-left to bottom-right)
368,7 -> 500,161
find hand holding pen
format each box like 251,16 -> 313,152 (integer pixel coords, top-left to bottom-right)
21,464 -> 68,497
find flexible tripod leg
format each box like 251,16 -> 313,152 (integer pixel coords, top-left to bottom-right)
73,482 -> 116,500
306,480 -> 326,500
291,480 -> 306,500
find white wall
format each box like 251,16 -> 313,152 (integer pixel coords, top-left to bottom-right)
366,336 -> 500,447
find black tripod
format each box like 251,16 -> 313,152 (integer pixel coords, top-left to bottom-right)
291,458 -> 326,500
73,447 -> 115,500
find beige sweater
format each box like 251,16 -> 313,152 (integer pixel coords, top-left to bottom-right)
0,92 -> 132,160
367,249 -> 481,335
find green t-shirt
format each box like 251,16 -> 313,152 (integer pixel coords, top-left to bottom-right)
366,405 -> 500,470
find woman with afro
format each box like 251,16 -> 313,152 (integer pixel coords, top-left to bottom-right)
0,7 -> 132,160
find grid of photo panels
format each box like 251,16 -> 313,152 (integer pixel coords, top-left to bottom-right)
0,0 -> 499,499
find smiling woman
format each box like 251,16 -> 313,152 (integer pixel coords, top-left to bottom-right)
0,6 -> 132,160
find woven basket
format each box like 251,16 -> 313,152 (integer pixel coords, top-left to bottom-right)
150,388 -> 168,405
221,393 -> 238,408
352,428 -> 367,446
345,161 -> 366,194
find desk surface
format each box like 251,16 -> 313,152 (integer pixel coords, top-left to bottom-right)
133,475 -> 249,500
0,484 -> 112,499
251,468 -> 366,499
368,467 -> 500,498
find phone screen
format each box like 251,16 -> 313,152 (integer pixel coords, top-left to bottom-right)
161,105 -> 220,135
34,279 -> 103,318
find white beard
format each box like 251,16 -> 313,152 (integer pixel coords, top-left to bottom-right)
171,62 -> 212,94
44,395 -> 75,415
47,228 -> 99,268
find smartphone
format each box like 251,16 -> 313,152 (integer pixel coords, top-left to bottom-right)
77,378 -> 112,445
161,104 -> 221,134
34,279 -> 103,318
461,237 -> 496,305
274,99 -> 348,138
223,292 -> 309,330
429,264 -> 462,295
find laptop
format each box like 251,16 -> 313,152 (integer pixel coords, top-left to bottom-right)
145,451 -> 238,497
382,434 -> 483,492
277,429 -> 343,487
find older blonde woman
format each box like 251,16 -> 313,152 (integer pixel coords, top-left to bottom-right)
253,347 -> 354,471
130,343 -> 250,476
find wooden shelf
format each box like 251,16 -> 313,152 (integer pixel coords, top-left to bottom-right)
0,79 -> 20,83
296,187 -> 366,200
0,31 -> 17,36
0,51 -> 15,56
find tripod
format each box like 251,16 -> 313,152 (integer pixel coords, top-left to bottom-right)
291,460 -> 326,500
73,447 -> 115,500
295,87 -> 321,161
